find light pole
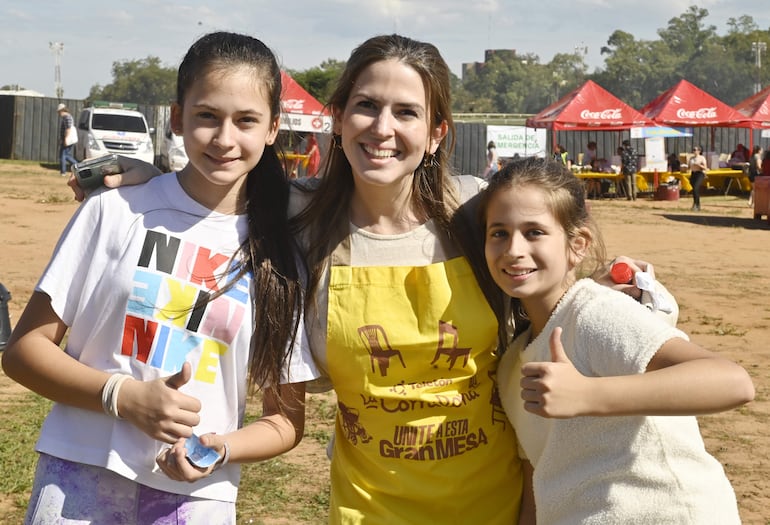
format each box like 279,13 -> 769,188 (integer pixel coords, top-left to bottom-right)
752,41 -> 766,94
49,41 -> 64,99
574,42 -> 588,79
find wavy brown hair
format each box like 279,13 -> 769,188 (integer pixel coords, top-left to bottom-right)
291,34 -> 467,303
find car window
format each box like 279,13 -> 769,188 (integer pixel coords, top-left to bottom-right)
92,114 -> 147,133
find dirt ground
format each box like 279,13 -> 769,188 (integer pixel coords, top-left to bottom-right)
0,162 -> 768,524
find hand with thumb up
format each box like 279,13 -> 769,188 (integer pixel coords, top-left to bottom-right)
114,361 -> 202,443
519,327 -> 591,418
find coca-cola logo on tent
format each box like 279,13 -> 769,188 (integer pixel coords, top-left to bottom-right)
676,107 -> 717,119
282,99 -> 305,111
580,109 -> 623,119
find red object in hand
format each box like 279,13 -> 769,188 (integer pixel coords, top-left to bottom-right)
610,262 -> 634,284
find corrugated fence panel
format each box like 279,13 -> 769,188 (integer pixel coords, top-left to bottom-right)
2,98 -> 768,170
552,127 -> 760,166
0,96 -> 14,159
451,122 -> 487,176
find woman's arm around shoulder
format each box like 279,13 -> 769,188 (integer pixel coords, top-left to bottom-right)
68,155 -> 161,202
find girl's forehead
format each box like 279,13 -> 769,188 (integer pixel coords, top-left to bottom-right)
352,60 -> 426,97
490,184 -> 550,215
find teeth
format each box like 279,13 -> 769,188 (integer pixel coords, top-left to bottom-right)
363,144 -> 396,158
506,269 -> 532,276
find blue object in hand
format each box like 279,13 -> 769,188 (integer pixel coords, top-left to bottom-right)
184,434 -> 221,468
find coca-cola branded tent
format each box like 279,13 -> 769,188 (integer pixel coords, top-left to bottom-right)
526,80 -> 654,132
280,71 -> 332,133
735,85 -> 770,127
735,85 -> 770,150
640,79 -> 747,128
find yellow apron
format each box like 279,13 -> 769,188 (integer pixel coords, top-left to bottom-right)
326,233 -> 522,525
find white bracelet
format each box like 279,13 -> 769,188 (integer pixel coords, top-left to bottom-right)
214,441 -> 231,471
101,373 -> 132,419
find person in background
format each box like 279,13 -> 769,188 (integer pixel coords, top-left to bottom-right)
620,139 -> 637,201
688,145 -> 708,211
667,153 -> 681,172
304,133 -> 321,177
482,140 -> 499,179
481,157 -> 754,525
728,143 -> 749,168
553,144 -> 570,168
3,32 -> 318,524
582,141 -> 598,169
762,149 -> 770,177
748,145 -> 763,207
57,103 -> 78,177
582,141 -> 602,198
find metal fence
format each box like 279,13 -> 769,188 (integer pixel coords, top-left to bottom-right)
0,95 -> 168,165
0,95 -> 764,174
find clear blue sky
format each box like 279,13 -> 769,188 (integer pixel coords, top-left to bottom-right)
2,0 -> 768,100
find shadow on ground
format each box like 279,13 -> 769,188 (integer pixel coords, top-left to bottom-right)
660,213 -> 770,230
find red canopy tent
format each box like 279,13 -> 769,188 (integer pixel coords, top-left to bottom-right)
526,80 -> 654,145
735,85 -> 770,150
640,79 -> 747,133
279,71 -> 332,133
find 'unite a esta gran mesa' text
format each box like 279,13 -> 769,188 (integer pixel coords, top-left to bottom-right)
381,418 -> 488,460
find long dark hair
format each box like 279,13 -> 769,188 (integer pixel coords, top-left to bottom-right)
178,32 -> 302,392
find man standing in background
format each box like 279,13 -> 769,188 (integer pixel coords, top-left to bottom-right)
57,103 -> 78,177
621,139 -> 637,201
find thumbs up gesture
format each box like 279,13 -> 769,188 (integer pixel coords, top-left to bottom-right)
519,327 -> 590,418
116,361 -> 202,443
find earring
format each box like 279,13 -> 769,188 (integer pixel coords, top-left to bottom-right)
333,134 -> 343,150
422,153 -> 438,168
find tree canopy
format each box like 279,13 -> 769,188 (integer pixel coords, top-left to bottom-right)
88,56 -> 177,105
85,5 -> 769,114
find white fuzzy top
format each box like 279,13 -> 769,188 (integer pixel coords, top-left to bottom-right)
498,279 -> 741,524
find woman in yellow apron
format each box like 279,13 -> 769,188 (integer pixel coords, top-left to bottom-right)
292,34 -> 522,524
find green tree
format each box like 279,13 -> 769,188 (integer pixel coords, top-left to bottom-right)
88,56 -> 176,105
720,16 -> 770,103
657,5 -> 717,58
454,52 -> 555,114
289,59 -> 346,106
594,30 -> 665,108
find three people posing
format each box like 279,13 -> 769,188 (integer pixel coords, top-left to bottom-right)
13,32 -> 755,524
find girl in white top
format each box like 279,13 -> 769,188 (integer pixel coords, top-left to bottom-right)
2,32 -> 318,524
480,157 -> 754,524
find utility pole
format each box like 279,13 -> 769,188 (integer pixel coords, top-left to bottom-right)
49,41 -> 64,99
574,42 -> 588,78
752,41 -> 766,95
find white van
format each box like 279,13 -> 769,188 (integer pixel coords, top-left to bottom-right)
75,101 -> 154,164
158,118 -> 188,172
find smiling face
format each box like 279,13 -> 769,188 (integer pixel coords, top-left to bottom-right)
484,184 -> 587,323
171,65 -> 279,212
334,58 -> 444,194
